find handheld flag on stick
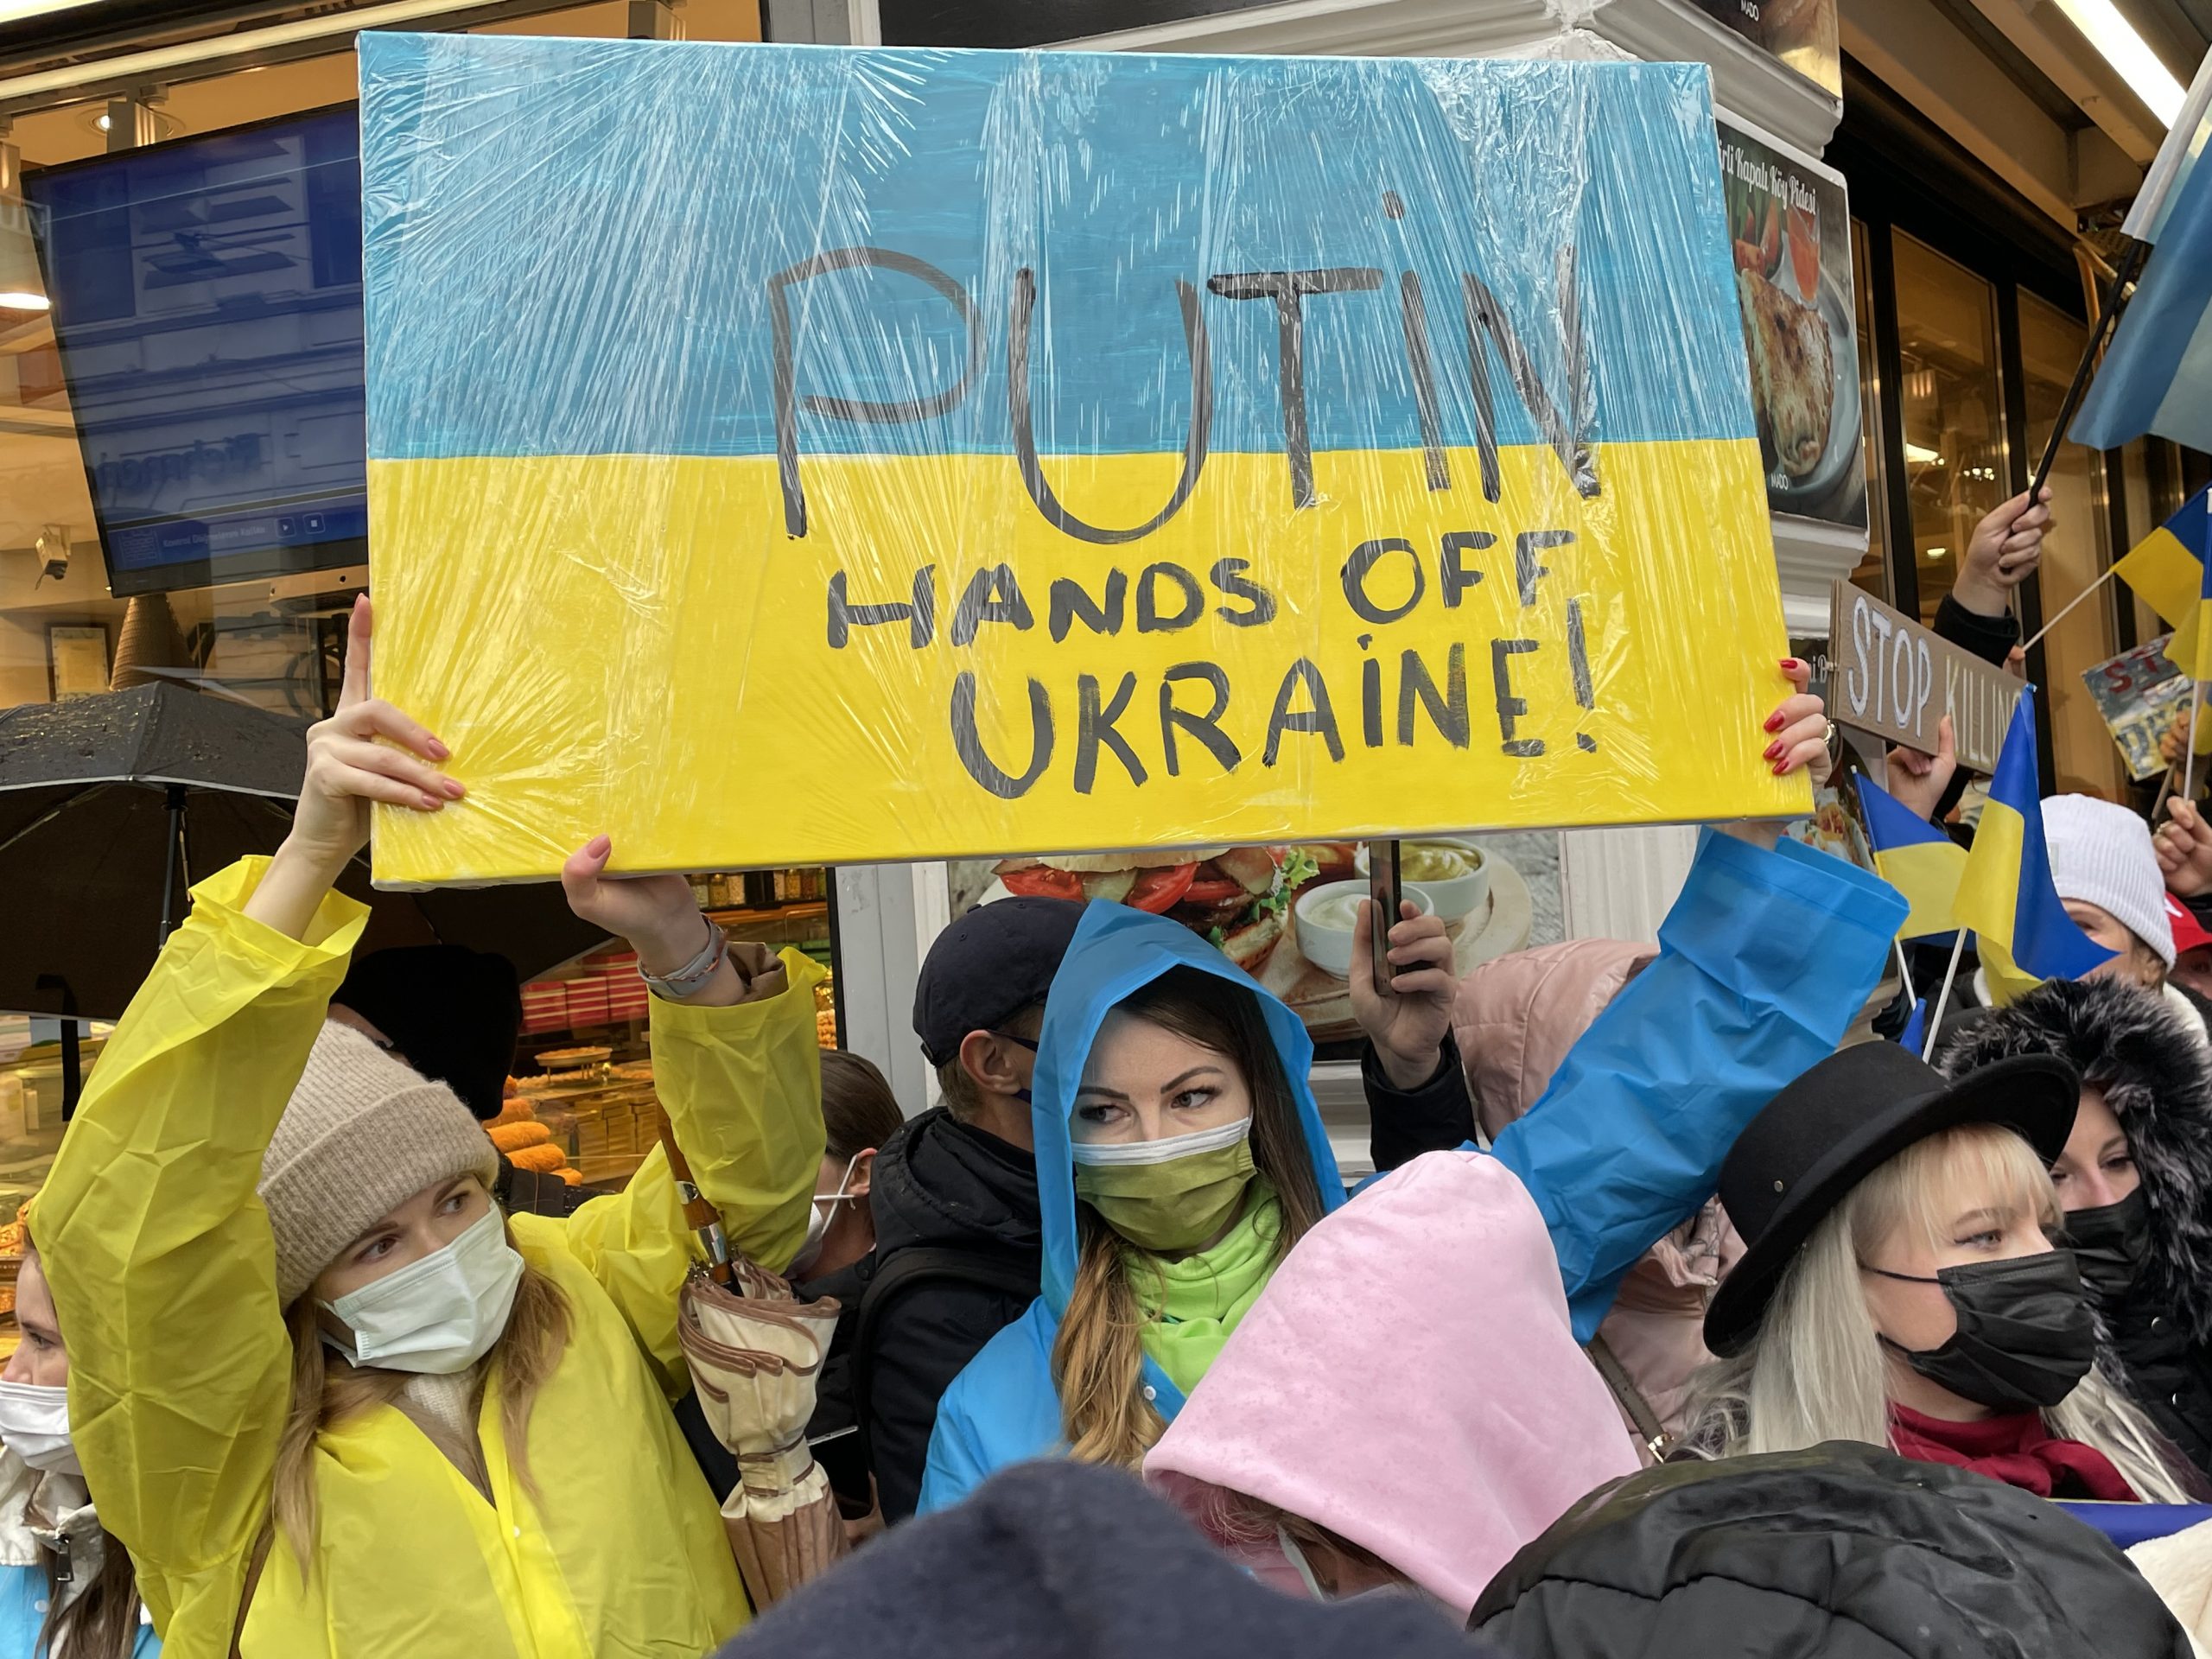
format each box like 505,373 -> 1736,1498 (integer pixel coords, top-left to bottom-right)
1898,997 -> 1929,1053
1948,695 -> 2115,1007
2118,488 -> 2212,677
2071,50 -> 2212,457
1853,773 -> 1967,941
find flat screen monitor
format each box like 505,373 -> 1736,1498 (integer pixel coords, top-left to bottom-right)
28,106 -> 365,598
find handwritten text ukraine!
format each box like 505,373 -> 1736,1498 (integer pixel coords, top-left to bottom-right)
777,243 -> 1606,803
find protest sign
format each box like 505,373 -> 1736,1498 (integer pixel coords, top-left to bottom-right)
362,37 -> 1802,883
1827,581 -> 2022,775
2082,633 -> 2190,780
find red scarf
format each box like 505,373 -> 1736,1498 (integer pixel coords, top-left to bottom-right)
1889,1404 -> 2138,1501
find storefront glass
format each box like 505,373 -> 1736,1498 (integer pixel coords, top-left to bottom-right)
1891,232 -> 2007,629
1847,217 -> 1888,599
2020,292 -> 2120,798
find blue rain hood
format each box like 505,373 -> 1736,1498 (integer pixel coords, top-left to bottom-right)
1031,901 -> 1347,1318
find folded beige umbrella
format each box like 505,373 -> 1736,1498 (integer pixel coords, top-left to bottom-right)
664,1098 -> 849,1608
677,1267 -> 849,1605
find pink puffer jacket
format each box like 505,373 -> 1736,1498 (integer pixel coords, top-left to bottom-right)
1452,939 -> 1744,1459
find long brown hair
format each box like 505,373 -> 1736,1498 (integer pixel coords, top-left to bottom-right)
36,1523 -> 139,1659
16,1236 -> 143,1659
1052,967 -> 1325,1470
268,1211 -> 571,1580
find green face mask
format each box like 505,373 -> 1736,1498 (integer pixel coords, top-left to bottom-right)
1071,1116 -> 1258,1253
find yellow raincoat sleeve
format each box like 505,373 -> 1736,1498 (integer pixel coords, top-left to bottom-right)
532,947 -> 827,1395
28,856 -> 367,1648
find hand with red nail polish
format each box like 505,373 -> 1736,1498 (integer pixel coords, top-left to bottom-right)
1761,655 -> 1832,786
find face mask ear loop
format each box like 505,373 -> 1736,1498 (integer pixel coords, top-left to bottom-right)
1277,1524 -> 1332,1603
817,1151 -> 863,1208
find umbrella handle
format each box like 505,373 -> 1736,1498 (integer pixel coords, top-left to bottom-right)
661,1118 -> 734,1283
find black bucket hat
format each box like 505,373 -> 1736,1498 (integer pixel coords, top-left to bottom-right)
1703,1040 -> 2082,1357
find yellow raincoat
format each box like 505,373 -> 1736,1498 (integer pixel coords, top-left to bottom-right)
31,858 -> 826,1658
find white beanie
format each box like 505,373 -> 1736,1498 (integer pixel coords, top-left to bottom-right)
2039,794 -> 2175,968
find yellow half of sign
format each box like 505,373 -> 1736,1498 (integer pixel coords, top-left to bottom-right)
366,437 -> 1803,883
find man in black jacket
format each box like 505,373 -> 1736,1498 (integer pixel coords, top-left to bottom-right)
858,896 -> 1083,1522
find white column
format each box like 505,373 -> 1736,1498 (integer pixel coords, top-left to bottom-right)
831,861 -> 950,1118
1560,823 -> 1699,944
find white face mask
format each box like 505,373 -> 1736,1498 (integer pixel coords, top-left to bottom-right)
0,1382 -> 79,1477
788,1154 -> 861,1280
1068,1115 -> 1253,1167
319,1207 -> 524,1375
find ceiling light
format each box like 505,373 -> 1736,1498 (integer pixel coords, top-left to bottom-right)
2050,0 -> 2188,126
1904,442 -> 1943,465
0,290 -> 48,310
1926,546 -> 1949,560
79,107 -> 177,140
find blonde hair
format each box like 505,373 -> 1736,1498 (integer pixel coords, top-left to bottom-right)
1685,1123 -> 2186,1502
1051,969 -> 1325,1471
269,1211 -> 570,1579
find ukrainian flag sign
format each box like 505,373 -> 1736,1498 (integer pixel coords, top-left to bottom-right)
361,35 -> 1802,880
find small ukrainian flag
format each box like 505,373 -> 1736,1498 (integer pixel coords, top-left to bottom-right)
1951,695 -> 2114,1005
1853,772 -> 1966,942
2116,487 -> 2212,678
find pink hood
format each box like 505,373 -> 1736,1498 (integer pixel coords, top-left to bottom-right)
1143,1152 -> 1638,1618
1453,938 -> 1742,1447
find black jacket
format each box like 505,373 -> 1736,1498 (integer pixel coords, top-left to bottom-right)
722,1459 -> 1490,1659
1935,976 -> 2212,1475
1472,1442 -> 2190,1658
861,1106 -> 1043,1522
1362,1036 -> 1478,1171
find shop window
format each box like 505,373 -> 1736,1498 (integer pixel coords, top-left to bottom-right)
1847,218 -> 1889,600
2020,293 -> 2121,799
511,868 -> 838,1186
1891,233 -> 2007,627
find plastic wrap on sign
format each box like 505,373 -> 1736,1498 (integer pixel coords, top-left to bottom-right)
360,35 -> 1803,885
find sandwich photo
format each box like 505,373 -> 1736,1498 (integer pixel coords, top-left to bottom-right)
995,846 -> 1321,972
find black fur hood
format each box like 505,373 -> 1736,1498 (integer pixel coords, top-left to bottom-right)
1933,977 -> 2212,1343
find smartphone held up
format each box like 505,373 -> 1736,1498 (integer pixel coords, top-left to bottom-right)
1369,839 -> 1402,988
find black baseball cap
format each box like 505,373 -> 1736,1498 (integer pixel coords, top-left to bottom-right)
913,898 -> 1086,1067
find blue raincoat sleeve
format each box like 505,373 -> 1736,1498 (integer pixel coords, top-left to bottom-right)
915,1303 -> 1069,1516
1491,829 -> 1906,1339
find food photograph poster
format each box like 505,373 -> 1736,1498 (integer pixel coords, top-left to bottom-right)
949,836 -> 1565,1051
1719,114 -> 1868,535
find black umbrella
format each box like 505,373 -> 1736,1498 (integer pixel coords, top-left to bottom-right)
0,683 -> 612,1052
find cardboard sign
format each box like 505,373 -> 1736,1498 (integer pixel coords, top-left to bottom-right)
361,37 -> 1802,883
1827,582 -> 2022,775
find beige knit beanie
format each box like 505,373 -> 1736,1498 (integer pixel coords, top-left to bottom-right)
260,1021 -> 501,1308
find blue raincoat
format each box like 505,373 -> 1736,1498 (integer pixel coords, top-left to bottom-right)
917,830 -> 1905,1514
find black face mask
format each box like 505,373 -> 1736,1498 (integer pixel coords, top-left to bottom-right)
1866,1250 -> 2098,1414
2066,1190 -> 2152,1300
